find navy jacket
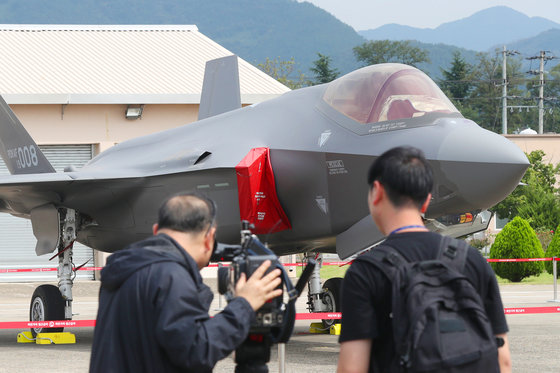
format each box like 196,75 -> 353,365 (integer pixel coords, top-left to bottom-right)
89,234 -> 255,372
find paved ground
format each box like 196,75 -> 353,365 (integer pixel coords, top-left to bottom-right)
1,280 -> 559,372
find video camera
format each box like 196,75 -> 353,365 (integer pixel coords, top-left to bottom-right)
211,221 -> 315,373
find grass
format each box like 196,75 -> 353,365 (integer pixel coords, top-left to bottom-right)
295,263 -> 349,279
296,263 -> 557,285
496,271 -> 555,284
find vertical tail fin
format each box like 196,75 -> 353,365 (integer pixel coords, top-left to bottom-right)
198,55 -> 241,120
0,95 -> 55,174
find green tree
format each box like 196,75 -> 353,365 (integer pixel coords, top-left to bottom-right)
544,225 -> 560,276
492,150 -> 560,231
523,63 -> 560,133
257,57 -> 307,89
490,217 -> 544,282
439,51 -> 473,102
352,40 -> 429,68
517,181 -> 560,231
466,52 -> 524,133
309,53 -> 339,85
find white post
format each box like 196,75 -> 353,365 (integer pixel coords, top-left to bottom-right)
548,257 -> 559,303
553,257 -> 557,301
278,343 -> 286,373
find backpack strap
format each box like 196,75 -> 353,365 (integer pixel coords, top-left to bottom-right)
357,244 -> 407,282
363,236 -> 470,274
437,236 -> 469,273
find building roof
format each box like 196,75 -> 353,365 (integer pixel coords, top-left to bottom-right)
0,25 -> 290,104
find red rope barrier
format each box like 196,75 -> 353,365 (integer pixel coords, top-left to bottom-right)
4,258 -> 560,273
0,319 -> 96,329
0,267 -> 103,274
2,306 -> 559,329
486,258 -> 555,262
504,307 -> 560,314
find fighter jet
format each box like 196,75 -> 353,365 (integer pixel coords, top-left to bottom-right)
0,56 -> 529,332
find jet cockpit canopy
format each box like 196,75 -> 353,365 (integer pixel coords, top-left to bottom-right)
323,63 -> 459,124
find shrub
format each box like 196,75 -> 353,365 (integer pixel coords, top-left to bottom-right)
469,236 -> 491,252
490,217 -> 545,282
545,226 -> 560,277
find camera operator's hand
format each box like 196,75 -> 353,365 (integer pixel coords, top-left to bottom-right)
235,260 -> 283,311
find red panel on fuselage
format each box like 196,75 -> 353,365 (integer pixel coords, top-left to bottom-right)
235,147 -> 291,234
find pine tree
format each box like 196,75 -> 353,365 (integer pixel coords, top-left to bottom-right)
352,40 -> 429,68
309,53 -> 339,85
439,51 -> 472,101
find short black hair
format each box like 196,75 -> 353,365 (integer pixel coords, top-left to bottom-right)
157,191 -> 216,234
367,146 -> 433,209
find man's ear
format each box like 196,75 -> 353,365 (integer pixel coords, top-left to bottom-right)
371,181 -> 384,205
204,226 -> 217,252
152,223 -> 159,235
420,193 -> 432,214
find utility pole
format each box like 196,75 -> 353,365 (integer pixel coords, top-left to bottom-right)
502,46 -> 507,135
539,51 -> 545,134
501,46 -> 520,134
527,51 -> 555,134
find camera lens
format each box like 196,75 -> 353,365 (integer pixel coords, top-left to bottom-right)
217,266 -> 230,295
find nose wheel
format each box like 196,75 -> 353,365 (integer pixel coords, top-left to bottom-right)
29,284 -> 65,337
321,277 -> 342,328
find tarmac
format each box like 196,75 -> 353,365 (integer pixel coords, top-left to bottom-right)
1,280 -> 559,372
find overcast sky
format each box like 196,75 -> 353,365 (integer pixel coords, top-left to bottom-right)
298,0 -> 560,30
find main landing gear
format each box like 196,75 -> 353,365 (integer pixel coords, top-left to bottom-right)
305,253 -> 343,329
29,209 -> 77,337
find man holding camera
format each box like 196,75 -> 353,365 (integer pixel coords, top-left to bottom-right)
90,192 -> 282,373
337,146 -> 511,373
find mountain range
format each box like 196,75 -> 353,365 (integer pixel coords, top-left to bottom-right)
359,6 -> 560,52
0,2 -> 558,80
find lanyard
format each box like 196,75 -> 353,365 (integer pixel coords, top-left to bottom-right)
388,225 -> 426,236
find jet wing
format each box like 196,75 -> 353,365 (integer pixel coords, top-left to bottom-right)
0,173 -> 74,215
0,171 -> 155,254
0,171 -> 153,216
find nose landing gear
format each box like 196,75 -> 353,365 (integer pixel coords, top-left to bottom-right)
305,253 -> 343,329
28,208 -> 77,337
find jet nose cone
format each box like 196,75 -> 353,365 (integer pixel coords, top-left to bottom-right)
432,118 -> 529,214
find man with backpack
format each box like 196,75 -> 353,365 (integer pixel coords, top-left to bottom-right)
337,146 -> 511,373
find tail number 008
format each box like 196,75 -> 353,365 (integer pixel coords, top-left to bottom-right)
16,145 -> 39,169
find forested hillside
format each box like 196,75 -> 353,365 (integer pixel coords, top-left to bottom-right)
1,0 -> 559,106
0,0 -> 364,75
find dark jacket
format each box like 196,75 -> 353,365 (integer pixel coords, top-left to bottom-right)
89,234 -> 255,373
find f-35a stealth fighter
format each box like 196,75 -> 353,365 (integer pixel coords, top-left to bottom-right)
0,56 -> 528,330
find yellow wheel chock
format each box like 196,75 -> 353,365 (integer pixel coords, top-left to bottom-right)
17,331 -> 76,344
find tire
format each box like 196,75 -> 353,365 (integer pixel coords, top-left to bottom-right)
29,285 -> 65,337
321,277 -> 343,328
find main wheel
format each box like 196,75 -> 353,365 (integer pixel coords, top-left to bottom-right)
321,277 -> 343,328
29,284 -> 65,337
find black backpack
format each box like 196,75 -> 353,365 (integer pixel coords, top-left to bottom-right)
356,236 -> 499,372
